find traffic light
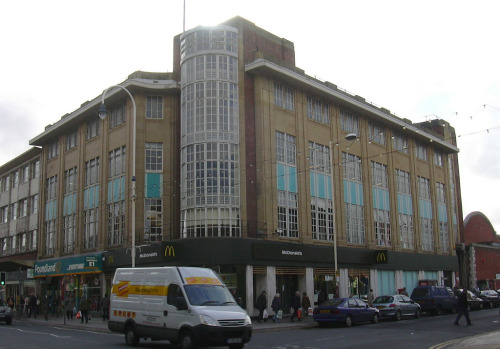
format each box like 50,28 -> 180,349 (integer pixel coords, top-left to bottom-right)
0,272 -> 5,285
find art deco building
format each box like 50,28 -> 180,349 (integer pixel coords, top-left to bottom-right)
27,17 -> 462,315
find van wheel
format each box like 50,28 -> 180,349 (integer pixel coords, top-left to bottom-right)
179,330 -> 197,349
125,324 -> 139,347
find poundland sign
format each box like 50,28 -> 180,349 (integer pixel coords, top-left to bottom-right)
34,254 -> 103,277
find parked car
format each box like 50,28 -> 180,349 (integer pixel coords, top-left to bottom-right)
410,286 -> 457,315
373,294 -> 421,320
0,299 -> 13,325
478,290 -> 500,308
313,298 -> 380,327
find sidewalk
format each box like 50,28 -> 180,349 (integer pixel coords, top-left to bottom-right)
14,311 -> 316,334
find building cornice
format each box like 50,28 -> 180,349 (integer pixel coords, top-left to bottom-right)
245,58 -> 459,153
29,78 -> 180,146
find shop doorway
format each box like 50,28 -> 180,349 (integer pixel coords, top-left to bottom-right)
276,274 -> 298,314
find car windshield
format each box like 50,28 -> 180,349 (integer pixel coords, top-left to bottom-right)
374,296 -> 393,303
183,284 -> 235,306
322,299 -> 345,307
411,288 -> 430,297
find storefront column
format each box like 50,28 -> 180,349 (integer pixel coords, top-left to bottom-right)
438,271 -> 444,286
245,265 -> 253,316
304,268 -> 314,302
339,268 -> 349,298
266,266 -> 276,313
395,270 -> 403,291
418,270 -> 425,282
370,269 -> 378,296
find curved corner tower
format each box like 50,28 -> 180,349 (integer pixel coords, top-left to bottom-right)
180,25 -> 241,238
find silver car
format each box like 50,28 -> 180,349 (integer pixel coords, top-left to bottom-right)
0,299 -> 13,325
373,294 -> 421,321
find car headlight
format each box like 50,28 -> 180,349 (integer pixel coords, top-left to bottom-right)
244,314 -> 252,326
199,314 -> 218,326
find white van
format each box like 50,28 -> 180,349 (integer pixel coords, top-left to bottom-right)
108,266 -> 252,349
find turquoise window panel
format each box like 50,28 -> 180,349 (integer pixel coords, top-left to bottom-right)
146,173 -> 162,198
310,173 -> 316,197
402,271 -> 419,296
121,177 -> 125,201
84,185 -> 99,210
419,199 -> 432,219
373,188 -> 390,210
438,203 -> 448,222
114,178 -> 120,202
277,163 -> 285,191
397,194 -> 412,215
377,270 -> 396,296
45,200 -> 57,220
317,173 -> 326,199
63,194 -> 76,215
343,180 -> 364,205
288,166 -> 297,193
328,175 -> 332,200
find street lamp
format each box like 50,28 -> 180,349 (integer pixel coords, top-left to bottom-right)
329,132 -> 357,294
99,85 -> 137,268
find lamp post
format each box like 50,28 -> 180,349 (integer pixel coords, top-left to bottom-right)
98,85 -> 137,268
329,133 -> 357,293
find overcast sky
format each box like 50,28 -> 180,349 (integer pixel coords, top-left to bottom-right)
1,0 -> 499,233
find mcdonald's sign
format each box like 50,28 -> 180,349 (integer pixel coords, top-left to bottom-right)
374,250 -> 388,264
164,245 -> 175,257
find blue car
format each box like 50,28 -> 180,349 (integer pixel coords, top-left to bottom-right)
313,298 -> 380,327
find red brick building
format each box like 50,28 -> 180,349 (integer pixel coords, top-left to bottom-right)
464,211 -> 500,290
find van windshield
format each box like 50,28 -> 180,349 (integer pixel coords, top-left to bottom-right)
184,284 -> 235,306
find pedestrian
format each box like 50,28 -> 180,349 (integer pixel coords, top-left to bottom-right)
28,294 -> 37,318
301,292 -> 311,317
24,295 -> 30,315
317,286 -> 328,306
255,290 -> 267,323
454,288 -> 473,326
79,297 -> 90,324
66,295 -> 74,320
271,293 -> 282,322
367,289 -> 375,307
101,293 -> 110,321
40,294 -> 49,321
401,287 -> 409,296
290,291 -> 301,322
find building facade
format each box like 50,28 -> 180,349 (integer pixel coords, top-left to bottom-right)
0,148 -> 41,299
25,17 -> 462,316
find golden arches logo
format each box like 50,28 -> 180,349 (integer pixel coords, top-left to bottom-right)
165,245 -> 175,257
375,251 -> 388,264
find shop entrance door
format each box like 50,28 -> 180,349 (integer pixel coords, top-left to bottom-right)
276,275 -> 298,314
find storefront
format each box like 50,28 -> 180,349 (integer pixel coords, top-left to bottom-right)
34,253 -> 104,312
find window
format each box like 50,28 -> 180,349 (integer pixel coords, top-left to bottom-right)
146,96 -> 163,119
434,150 -> 444,167
343,152 -> 365,244
374,209 -> 391,247
64,167 -> 77,194
108,146 -> 126,246
146,142 -> 163,171
12,171 -> 19,188
19,199 -> 28,218
436,182 -> 449,252
10,203 -> 18,221
1,175 -> 9,192
45,220 -> 56,255
63,215 -> 76,252
86,117 -> 100,140
109,146 -> 126,177
145,198 -> 162,242
372,162 -> 390,247
66,129 -> 78,151
307,96 -> 329,124
340,109 -> 359,135
415,142 -> 428,161
418,176 -> 433,251
273,81 -> 295,112
31,160 -> 40,179
278,191 -> 298,238
84,209 -> 98,249
1,206 -> 7,223
109,102 -> 126,129
47,139 -> 59,160
21,164 -> 29,183
63,168 -> 77,252
396,169 -> 411,195
369,122 -> 386,145
392,133 -> 408,154
29,195 -> 38,214
371,161 -> 388,188
85,157 -> 100,186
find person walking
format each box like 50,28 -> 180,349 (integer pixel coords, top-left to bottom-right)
40,294 -> 49,321
28,294 -> 37,318
454,288 -> 473,326
101,293 -> 110,321
317,286 -> 328,306
79,297 -> 90,324
290,291 -> 301,322
66,295 -> 75,320
271,293 -> 282,322
255,290 -> 267,323
367,289 -> 375,307
301,292 -> 311,317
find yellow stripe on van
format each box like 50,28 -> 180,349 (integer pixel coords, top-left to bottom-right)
185,276 -> 222,285
112,281 -> 168,297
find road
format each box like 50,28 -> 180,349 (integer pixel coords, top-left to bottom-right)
0,308 -> 498,348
